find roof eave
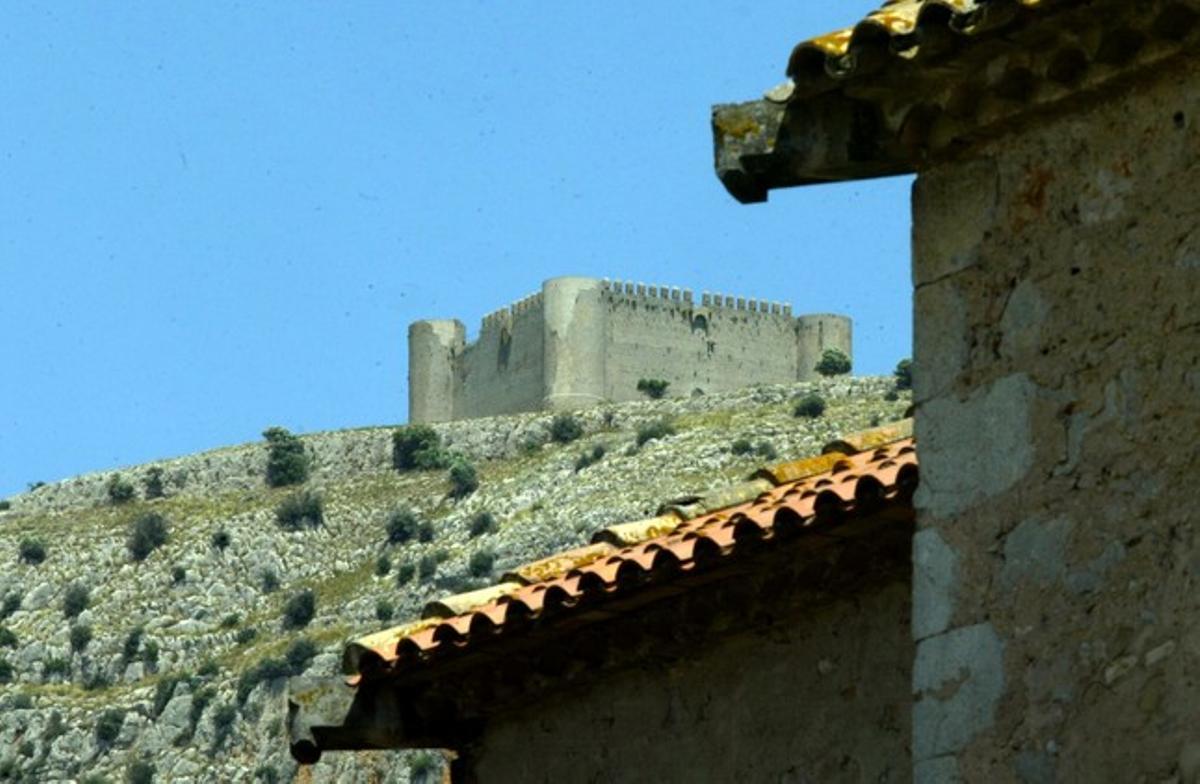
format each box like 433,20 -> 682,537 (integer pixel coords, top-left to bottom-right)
712,96 -> 914,204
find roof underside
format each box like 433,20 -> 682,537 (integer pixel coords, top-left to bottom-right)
713,0 -> 1200,201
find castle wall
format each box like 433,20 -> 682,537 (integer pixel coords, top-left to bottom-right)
408,277 -> 854,423
543,277 -> 608,411
408,320 -> 465,424
601,281 -> 799,402
454,293 -> 546,419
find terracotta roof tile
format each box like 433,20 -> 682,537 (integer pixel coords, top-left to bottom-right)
593,514 -> 685,546
500,542 -> 615,585
343,422 -> 917,678
786,0 -> 1048,88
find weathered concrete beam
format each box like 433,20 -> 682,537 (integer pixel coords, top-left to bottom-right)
711,94 -> 912,204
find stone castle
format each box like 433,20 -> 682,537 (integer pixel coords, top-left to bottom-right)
408,276 -> 851,423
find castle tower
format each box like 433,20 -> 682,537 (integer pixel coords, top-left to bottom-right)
408,319 -> 465,423
542,276 -> 607,411
795,313 -> 853,381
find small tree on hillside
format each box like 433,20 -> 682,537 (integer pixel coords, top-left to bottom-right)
894,358 -> 913,391
392,425 -> 451,471
107,474 -> 136,505
636,378 -> 670,400
263,427 -> 310,487
128,513 -> 169,562
814,348 -> 852,377
549,414 -> 584,444
448,460 -> 479,499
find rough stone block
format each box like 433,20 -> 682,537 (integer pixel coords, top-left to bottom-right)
913,528 -> 959,641
915,374 -> 1036,519
913,623 -> 1004,761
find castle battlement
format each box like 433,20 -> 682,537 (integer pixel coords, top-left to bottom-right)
408,275 -> 852,423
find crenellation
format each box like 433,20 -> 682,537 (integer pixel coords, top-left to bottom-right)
409,275 -> 851,422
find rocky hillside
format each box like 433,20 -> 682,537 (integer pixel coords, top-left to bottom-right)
0,377 -> 909,783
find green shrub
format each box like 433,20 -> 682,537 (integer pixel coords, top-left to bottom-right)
220,613 -> 241,629
0,500 -> 9,511
42,709 -> 65,740
417,521 -> 435,543
18,538 -> 46,565
884,388 -> 900,402
235,627 -> 258,646
41,657 -> 68,679
27,481 -> 45,491
152,677 -> 179,718
18,740 -> 34,758
12,693 -> 32,710
755,440 -> 778,461
236,658 -> 289,705
190,686 -> 215,732
574,443 -> 607,472
469,550 -> 495,578
84,671 -> 112,691
385,508 -> 420,544
635,419 -> 676,447
69,624 -> 92,654
282,589 -> 315,629
262,426 -> 310,487
95,708 -> 125,746
197,660 -> 219,678
171,566 -> 186,585
793,394 -> 827,419
126,759 -> 155,784
448,460 -> 479,498
211,529 -> 231,551
468,511 -> 498,538
375,554 -> 391,577
62,584 -> 89,619
285,638 -> 317,675
107,474 -> 136,504
549,414 -> 584,444
211,703 -> 237,748
0,593 -> 19,620
127,512 -> 169,561
815,348 -> 852,376
730,438 -> 754,455
0,657 -> 12,684
254,765 -> 280,784
142,640 -> 159,670
0,628 -> 15,648
392,425 -> 451,471
143,467 -> 166,500
275,490 -> 323,531
636,378 -> 670,399
894,358 -> 913,391
418,554 -> 438,582
260,569 -> 280,593
395,561 -> 416,586
375,599 -> 394,622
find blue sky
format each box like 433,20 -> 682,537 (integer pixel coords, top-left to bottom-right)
0,1 -> 910,498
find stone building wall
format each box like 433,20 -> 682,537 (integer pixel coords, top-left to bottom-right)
408,276 -> 852,423
465,577 -> 912,783
911,59 -> 1200,782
